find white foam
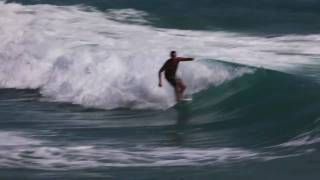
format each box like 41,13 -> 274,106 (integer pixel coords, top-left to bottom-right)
104,8 -> 150,24
0,132 -> 259,169
277,132 -> 320,147
0,130 -> 313,170
0,2 -> 319,109
0,131 -> 41,146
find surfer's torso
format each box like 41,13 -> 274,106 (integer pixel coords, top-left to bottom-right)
164,58 -> 179,79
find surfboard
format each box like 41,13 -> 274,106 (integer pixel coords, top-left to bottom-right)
181,98 -> 192,102
179,97 -> 192,104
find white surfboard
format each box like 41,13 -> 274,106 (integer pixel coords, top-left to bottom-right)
180,98 -> 192,102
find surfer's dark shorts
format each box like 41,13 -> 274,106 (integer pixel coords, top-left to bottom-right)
166,77 -> 181,87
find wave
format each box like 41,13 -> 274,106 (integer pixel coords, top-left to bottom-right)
179,67 -> 320,152
7,0 -> 320,34
0,63 -> 320,170
0,2 -> 320,110
1,1 -> 320,176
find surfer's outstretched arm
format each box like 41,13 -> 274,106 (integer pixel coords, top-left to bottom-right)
177,57 -> 194,61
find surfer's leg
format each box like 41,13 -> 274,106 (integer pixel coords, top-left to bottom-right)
179,81 -> 186,94
166,77 -> 183,101
175,79 -> 186,101
176,79 -> 186,98
174,86 -> 181,101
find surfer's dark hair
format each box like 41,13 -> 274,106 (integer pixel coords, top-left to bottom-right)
170,51 -> 176,56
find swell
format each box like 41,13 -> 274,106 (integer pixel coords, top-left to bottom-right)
183,66 -> 320,149
0,67 -> 319,170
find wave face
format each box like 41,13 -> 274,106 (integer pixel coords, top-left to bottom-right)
190,67 -> 320,148
1,2 -> 320,110
0,66 -> 319,174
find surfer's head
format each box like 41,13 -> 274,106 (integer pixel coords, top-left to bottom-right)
170,51 -> 176,58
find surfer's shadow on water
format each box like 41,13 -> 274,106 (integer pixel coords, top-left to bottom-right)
166,103 -> 193,146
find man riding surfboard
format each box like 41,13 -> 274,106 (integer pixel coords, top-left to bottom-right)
158,51 -> 194,101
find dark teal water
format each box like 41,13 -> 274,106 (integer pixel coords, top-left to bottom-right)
1,0 -> 320,179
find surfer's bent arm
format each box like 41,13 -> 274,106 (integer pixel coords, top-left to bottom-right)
177,57 -> 194,61
158,63 -> 167,87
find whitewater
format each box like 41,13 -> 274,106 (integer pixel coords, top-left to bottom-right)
0,2 -> 319,110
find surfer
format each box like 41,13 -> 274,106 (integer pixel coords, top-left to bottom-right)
158,51 -> 194,101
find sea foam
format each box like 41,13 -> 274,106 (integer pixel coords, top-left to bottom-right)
0,2 -> 318,109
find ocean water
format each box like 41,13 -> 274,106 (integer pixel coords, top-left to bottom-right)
0,0 -> 320,179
